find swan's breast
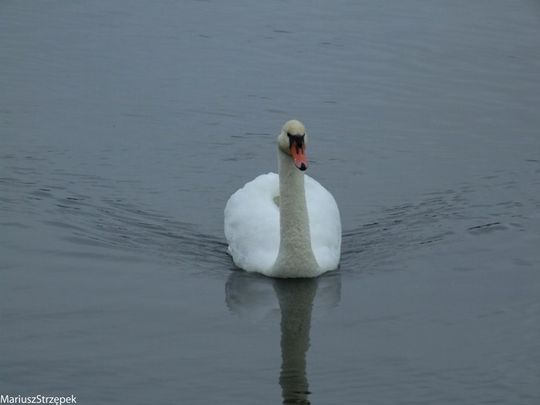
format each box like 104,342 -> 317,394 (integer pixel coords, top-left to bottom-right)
224,173 -> 341,274
305,176 -> 342,271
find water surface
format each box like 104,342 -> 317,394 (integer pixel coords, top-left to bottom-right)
1,1 -> 540,404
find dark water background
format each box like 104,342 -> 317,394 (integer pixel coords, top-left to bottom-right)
1,1 -> 539,404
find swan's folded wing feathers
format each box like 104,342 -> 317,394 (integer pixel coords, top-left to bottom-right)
224,173 -> 280,273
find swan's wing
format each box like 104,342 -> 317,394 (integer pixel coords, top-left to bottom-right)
305,175 -> 342,271
224,173 -> 280,273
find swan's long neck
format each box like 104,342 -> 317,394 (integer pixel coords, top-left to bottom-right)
273,149 -> 319,277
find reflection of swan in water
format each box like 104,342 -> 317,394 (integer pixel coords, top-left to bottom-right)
275,279 -> 316,404
225,271 -> 341,404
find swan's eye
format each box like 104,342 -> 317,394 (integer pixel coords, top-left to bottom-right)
287,133 -> 305,148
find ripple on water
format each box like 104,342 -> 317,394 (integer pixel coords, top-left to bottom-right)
1,167 -> 230,273
46,197 -> 231,272
3,150 -> 537,279
341,179 -> 536,274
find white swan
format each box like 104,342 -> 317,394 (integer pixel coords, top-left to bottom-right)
224,120 -> 341,278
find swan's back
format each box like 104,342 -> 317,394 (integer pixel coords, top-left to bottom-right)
224,173 -> 341,275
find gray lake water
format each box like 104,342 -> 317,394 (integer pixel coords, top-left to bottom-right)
1,1 -> 540,404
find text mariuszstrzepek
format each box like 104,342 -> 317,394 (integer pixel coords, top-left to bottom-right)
0,395 -> 77,405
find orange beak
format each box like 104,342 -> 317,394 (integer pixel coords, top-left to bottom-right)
291,143 -> 308,171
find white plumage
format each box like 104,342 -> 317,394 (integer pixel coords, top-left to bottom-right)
224,120 -> 342,278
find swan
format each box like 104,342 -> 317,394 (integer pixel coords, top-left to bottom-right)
224,120 -> 341,278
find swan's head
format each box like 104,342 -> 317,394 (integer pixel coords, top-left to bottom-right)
277,120 -> 309,171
